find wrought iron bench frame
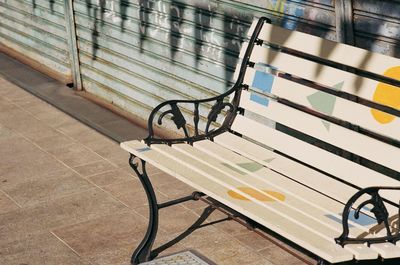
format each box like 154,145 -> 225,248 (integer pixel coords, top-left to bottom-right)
127,17 -> 400,265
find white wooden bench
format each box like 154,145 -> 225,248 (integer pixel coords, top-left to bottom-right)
121,17 -> 400,265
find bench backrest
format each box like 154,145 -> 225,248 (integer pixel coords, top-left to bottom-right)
231,19 -> 400,203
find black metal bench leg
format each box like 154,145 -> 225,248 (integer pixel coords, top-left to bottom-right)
129,155 -> 159,265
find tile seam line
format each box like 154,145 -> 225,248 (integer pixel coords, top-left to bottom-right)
0,71 -> 124,143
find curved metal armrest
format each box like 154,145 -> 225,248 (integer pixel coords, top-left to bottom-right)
144,88 -> 241,145
335,186 -> 400,246
143,16 -> 271,146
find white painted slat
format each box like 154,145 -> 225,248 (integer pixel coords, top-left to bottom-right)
345,245 -> 380,260
142,143 -> 354,263
231,115 -> 400,204
370,243 -> 400,259
249,21 -> 400,78
178,143 -> 366,231
173,143 -> 378,260
241,44 -> 382,103
242,68 -> 400,141
213,133 -> 399,218
239,91 -> 400,172
191,141 -> 381,231
214,133 -> 359,204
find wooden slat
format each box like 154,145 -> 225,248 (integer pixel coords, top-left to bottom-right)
242,68 -> 400,141
370,243 -> 400,259
345,245 -> 382,260
248,20 -> 400,79
238,43 -> 389,106
238,91 -> 400,172
230,115 -> 400,203
213,133 -> 399,217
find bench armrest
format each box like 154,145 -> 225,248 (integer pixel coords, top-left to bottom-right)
143,17 -> 271,145
143,90 -> 240,145
335,186 -> 400,246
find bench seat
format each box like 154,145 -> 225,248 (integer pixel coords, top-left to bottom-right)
122,138 -> 400,263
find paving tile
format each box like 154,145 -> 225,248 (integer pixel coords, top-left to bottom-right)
52,212 -> 147,260
87,169 -> 136,187
10,94 -> 43,106
0,108 -> 32,128
81,245 -> 134,265
1,83 -> 32,101
91,141 -> 130,167
194,236 -> 255,265
220,251 -> 274,265
32,132 -> 75,151
0,135 -> 39,160
0,232 -> 87,265
0,188 -> 127,244
257,244 -> 310,265
135,204 -> 202,235
0,167 -> 71,191
0,97 -> 16,112
102,179 -> 167,210
20,123 -> 65,141
73,159 -> 117,177
206,211 -> 250,236
157,179 -> 195,199
55,118 -> 94,137
0,191 -> 20,214
0,124 -> 17,141
233,230 -> 273,251
0,154 -> 68,189
2,169 -> 94,207
47,143 -> 103,167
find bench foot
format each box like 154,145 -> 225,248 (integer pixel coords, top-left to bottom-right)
129,155 -> 158,265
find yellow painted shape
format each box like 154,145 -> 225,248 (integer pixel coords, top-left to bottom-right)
371,66 -> 400,124
227,187 -> 285,202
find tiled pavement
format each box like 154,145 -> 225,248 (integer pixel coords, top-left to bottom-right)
0,77 -> 313,265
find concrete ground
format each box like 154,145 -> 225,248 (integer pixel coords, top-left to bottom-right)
0,73 -> 312,264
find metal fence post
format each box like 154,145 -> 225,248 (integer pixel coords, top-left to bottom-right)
335,0 -> 355,45
64,0 -> 82,90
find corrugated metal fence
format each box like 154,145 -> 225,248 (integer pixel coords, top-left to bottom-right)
0,0 -> 399,127
0,0 -> 73,83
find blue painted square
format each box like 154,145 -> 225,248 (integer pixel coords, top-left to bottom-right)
136,147 -> 151,152
325,209 -> 376,227
252,71 -> 274,93
250,93 -> 269,106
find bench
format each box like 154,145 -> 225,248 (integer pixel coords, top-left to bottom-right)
121,17 -> 400,265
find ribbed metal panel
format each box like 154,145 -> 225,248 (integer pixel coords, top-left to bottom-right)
74,0 -> 335,128
353,0 -> 400,59
0,0 -> 72,82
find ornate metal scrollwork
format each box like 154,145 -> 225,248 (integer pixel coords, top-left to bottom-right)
157,102 -> 189,138
335,186 -> 400,246
206,99 -> 234,133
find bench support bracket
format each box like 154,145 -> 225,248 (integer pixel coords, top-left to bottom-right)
336,186 -> 400,246
128,154 -> 204,265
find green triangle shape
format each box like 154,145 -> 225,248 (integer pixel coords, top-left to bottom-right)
333,81 -> 344,91
307,91 -> 336,116
221,163 -> 246,175
264,158 -> 275,163
321,120 -> 331,130
237,162 -> 264,172
307,81 -> 344,131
